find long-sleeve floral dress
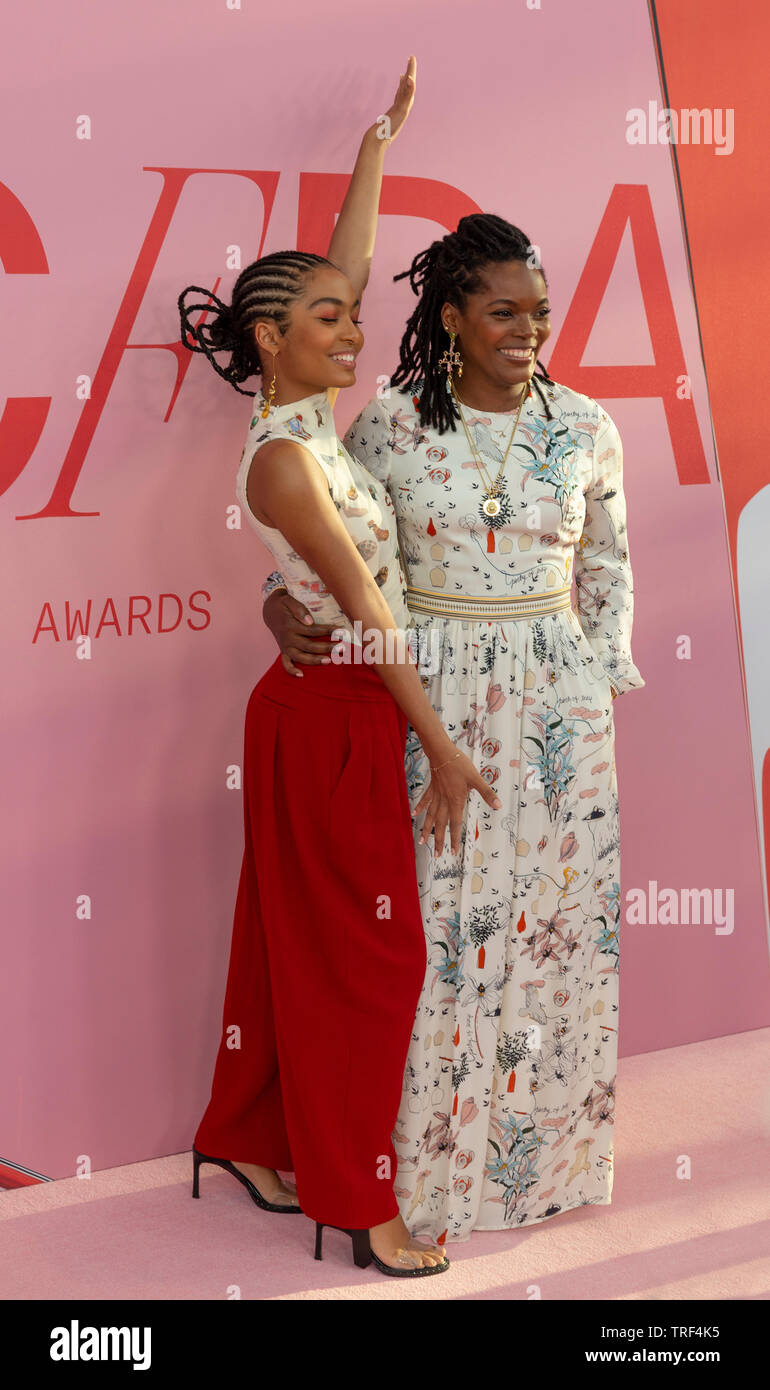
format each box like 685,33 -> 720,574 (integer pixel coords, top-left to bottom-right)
267,376 -> 645,1242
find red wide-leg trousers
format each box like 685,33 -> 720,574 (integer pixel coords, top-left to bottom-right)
194,652 -> 427,1229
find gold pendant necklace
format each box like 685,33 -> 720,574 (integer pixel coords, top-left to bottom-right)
449,377 -> 529,551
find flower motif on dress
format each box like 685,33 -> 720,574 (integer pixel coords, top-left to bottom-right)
486,1112 -> 546,1219
591,909 -> 620,964
598,880 -> 621,920
420,1093 -> 479,1167
520,907 -> 575,969
582,1076 -> 616,1128
390,410 -> 430,455
429,909 -> 466,992
523,711 -> 577,822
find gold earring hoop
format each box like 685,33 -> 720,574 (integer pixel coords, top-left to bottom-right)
261,353 -> 277,418
438,328 -> 463,382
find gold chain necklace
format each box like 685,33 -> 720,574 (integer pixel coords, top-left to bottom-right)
449,376 -> 529,552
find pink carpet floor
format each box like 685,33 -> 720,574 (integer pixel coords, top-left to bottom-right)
2,1028 -> 768,1301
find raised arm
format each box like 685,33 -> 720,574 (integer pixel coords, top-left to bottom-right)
324,56 -> 416,409
327,56 -> 416,301
262,62 -> 416,647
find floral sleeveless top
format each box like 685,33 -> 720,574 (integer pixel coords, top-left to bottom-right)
235,387 -> 410,634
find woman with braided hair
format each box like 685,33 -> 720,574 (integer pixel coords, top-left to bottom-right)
178,59 -> 503,1279
264,199 -> 646,1242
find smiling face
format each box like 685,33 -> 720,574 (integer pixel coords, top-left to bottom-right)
252,264 -> 364,402
441,260 -> 551,408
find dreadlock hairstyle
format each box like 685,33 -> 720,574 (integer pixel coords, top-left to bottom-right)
177,251 -> 336,397
390,213 -> 555,432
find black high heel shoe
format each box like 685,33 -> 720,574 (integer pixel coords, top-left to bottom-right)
192,1147 -> 303,1214
314,1222 -> 450,1277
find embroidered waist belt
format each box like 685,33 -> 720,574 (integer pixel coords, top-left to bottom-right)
405,583 -> 573,621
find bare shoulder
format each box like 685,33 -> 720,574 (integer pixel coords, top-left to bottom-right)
247,435 -> 311,465
247,436 -> 330,525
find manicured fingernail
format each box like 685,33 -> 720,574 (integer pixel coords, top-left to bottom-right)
493,797 -> 501,808
303,616 -> 313,625
321,657 -> 331,664
295,671 -> 303,678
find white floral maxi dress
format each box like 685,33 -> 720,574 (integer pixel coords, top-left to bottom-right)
340,379 -> 646,1242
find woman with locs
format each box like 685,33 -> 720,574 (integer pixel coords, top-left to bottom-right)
263,82 -> 645,1242
179,58 -> 501,1279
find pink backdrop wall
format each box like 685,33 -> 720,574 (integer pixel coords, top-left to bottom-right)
2,0 -> 768,1179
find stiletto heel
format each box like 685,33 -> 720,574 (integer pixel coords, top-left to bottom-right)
350,1229 -> 374,1269
313,1221 -> 449,1278
191,1146 -> 303,1214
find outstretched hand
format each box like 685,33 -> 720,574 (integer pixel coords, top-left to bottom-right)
380,55 -> 417,144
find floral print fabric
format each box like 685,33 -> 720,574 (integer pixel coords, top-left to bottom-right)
237,387 -> 409,634
337,379 -> 645,1240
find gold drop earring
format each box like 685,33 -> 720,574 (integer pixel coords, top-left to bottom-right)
438,328 -> 463,383
261,352 -> 277,418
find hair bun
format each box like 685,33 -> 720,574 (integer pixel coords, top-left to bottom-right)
205,301 -> 237,352
177,286 -> 237,355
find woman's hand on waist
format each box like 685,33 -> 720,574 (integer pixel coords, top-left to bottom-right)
262,590 -> 338,677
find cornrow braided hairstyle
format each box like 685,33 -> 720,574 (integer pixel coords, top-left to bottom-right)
390,213 -> 555,432
177,250 -> 335,396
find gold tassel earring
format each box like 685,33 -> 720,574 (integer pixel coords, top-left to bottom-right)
261,353 -> 277,418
